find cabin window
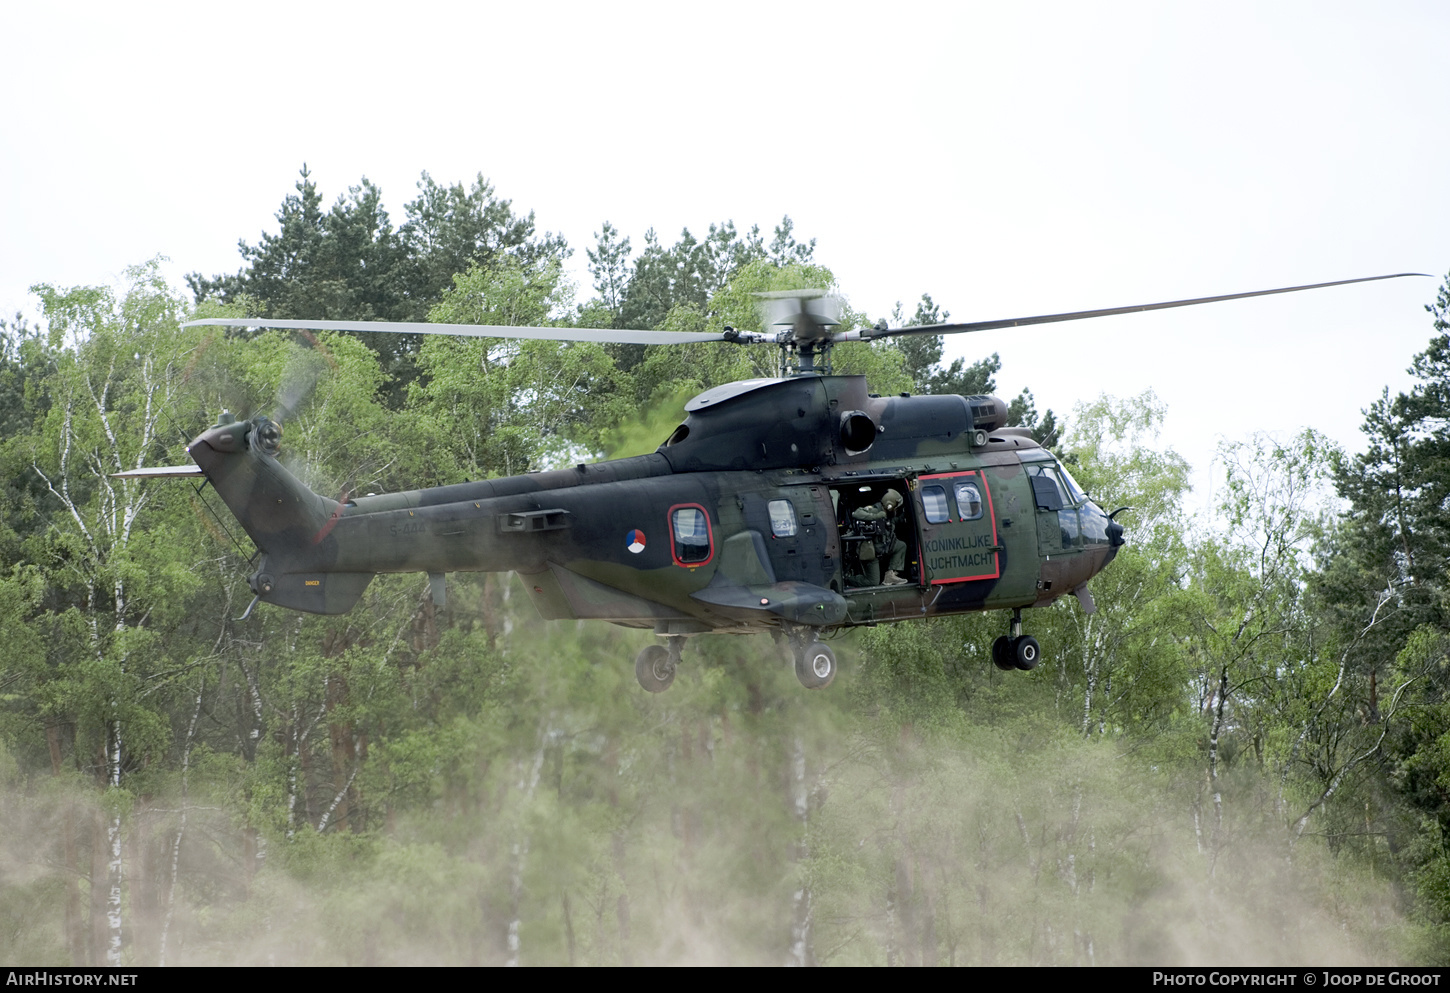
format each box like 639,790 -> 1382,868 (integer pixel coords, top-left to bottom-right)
671,505 -> 713,565
768,499 -> 797,537
922,484 -> 950,524
954,481 -> 984,521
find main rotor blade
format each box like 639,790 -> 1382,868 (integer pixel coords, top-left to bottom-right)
853,273 -> 1431,341
113,465 -> 205,479
182,317 -> 729,346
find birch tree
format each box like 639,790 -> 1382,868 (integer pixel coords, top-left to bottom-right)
21,261 -> 207,962
1181,431 -> 1336,863
1054,392 -> 1193,739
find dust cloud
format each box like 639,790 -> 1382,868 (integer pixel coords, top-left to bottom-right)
0,635 -> 1415,966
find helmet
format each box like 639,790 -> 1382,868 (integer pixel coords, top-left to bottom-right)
881,489 -> 903,512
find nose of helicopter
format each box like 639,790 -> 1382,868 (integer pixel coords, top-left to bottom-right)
1106,517 -> 1126,547
1099,503 -> 1127,570
1084,500 -> 1126,566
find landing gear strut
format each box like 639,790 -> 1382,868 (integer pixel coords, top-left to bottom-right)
991,609 -> 1041,672
635,636 -> 685,693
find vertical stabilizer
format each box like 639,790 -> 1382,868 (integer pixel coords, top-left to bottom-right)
188,416 -> 373,614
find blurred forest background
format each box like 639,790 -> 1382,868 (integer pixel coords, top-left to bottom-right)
2,168 -> 1449,965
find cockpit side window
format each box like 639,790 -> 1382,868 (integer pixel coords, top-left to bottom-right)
1025,464 -> 1073,510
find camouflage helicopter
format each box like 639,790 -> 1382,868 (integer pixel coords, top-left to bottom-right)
123,274 -> 1420,692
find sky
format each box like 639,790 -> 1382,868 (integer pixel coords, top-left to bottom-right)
2,1 -> 1445,511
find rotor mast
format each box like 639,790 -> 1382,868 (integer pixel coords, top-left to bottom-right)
754,288 -> 841,378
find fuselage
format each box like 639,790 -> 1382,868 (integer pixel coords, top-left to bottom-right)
187,375 -> 1122,632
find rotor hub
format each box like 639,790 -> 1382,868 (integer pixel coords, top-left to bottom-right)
251,417 -> 283,457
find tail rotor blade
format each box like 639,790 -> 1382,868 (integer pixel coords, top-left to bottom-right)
273,344 -> 333,423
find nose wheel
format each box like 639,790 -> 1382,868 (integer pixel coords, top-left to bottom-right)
991,610 -> 1041,671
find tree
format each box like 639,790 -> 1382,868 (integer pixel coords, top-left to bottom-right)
1322,271 -> 1450,946
185,168 -> 570,405
187,166 -> 406,321
614,216 -> 808,334
10,261 -> 211,963
1055,392 -> 1194,740
1181,431 -> 1338,863
618,227 -> 710,334
0,315 -> 53,569
766,216 -> 815,269
585,221 -> 632,325
415,257 -> 628,476
188,167 -> 566,324
401,171 -> 568,314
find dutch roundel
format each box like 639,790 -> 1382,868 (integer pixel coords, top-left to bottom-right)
626,529 -> 647,554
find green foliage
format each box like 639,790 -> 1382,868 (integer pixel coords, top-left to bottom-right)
601,388 -> 696,459
415,258 -> 629,474
616,217 -> 812,335
1309,272 -> 1450,938
585,221 -> 632,325
187,167 -> 565,325
185,167 -> 570,407
890,294 -> 989,395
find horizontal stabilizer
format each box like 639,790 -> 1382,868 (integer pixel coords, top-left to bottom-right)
112,465 -> 205,479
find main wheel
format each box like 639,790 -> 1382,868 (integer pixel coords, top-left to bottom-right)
794,642 -> 837,689
1013,635 -> 1041,671
991,636 -> 1015,671
634,644 -> 675,692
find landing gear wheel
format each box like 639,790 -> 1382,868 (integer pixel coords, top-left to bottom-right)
794,642 -> 837,689
634,644 -> 675,693
1013,635 -> 1041,671
992,636 -> 1015,671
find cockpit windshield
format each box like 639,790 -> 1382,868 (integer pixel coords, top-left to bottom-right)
1058,464 -> 1088,504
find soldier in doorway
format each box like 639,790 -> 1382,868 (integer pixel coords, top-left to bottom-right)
851,488 -> 909,586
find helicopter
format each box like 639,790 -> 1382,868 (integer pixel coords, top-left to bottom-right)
121,273 -> 1423,692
